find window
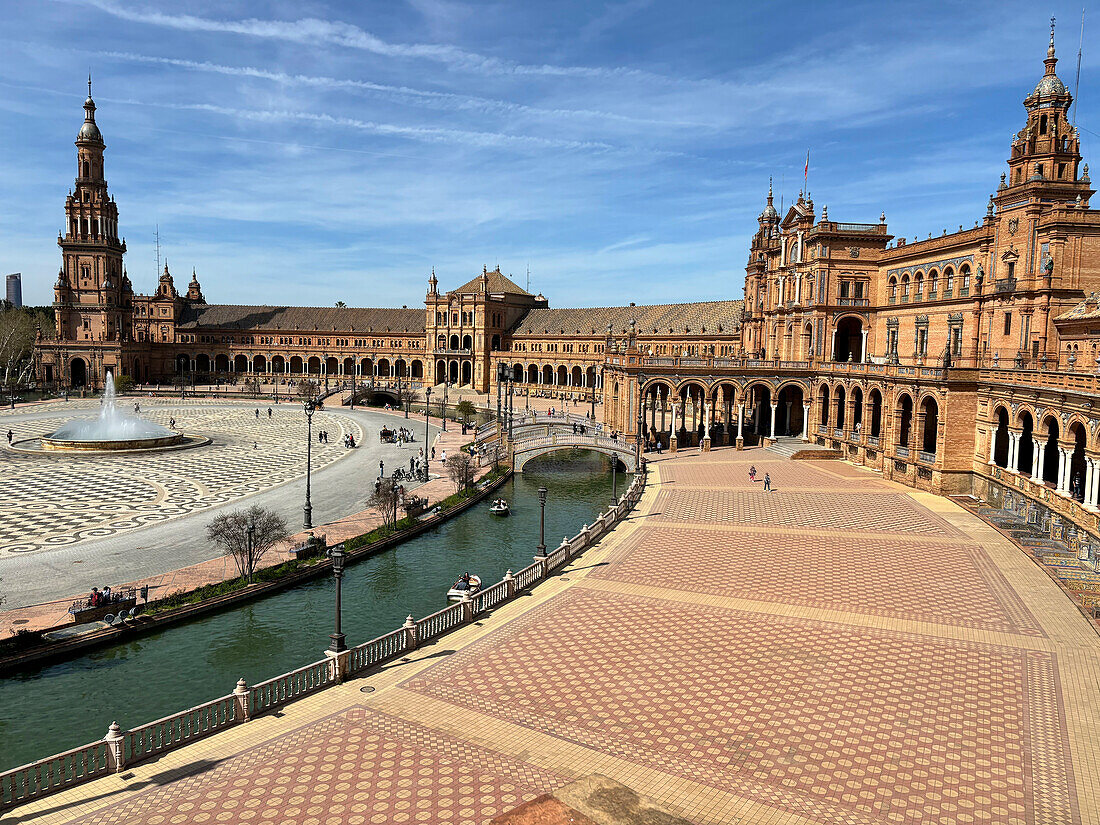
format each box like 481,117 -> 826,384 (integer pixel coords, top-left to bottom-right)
854,281 -> 865,299
1004,312 -> 1012,335
839,281 -> 850,298
929,270 -> 939,296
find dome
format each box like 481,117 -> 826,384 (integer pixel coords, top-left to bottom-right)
761,203 -> 777,220
77,118 -> 102,142
1033,73 -> 1067,98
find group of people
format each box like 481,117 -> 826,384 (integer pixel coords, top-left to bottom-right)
748,465 -> 773,491
254,408 -> 274,419
86,585 -> 122,607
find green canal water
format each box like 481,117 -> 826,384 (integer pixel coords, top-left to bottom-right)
0,451 -> 626,772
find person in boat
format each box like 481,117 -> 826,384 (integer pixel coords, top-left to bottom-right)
461,571 -> 471,586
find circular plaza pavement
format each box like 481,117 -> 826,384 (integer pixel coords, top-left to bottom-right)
0,399 -> 438,608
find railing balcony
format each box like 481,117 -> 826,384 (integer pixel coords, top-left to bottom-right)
896,445 -> 910,458
888,296 -> 897,305
929,290 -> 937,299
866,435 -> 880,447
836,222 -> 881,232
832,428 -> 844,439
919,450 -> 937,464
994,278 -> 1016,294
437,348 -> 472,356
837,298 -> 870,306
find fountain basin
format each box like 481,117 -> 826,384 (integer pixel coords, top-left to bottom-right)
40,432 -> 186,451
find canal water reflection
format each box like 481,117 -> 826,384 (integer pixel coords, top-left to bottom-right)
0,451 -> 625,771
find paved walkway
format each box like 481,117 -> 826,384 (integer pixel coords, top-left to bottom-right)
0,407 -> 477,632
13,447 -> 1100,824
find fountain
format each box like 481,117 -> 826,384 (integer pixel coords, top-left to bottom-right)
39,371 -> 186,451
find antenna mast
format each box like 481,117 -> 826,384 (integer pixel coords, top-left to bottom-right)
526,263 -> 530,293
154,225 -> 161,276
1074,8 -> 1085,126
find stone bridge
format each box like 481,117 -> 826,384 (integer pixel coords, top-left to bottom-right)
512,430 -> 637,473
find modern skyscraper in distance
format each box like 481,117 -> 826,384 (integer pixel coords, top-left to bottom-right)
6,273 -> 22,308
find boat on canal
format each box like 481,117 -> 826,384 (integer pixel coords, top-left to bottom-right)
489,498 -> 510,516
447,573 -> 482,601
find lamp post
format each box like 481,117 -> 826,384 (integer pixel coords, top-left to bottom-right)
612,455 -> 618,505
329,543 -> 346,653
303,398 -> 316,528
350,365 -> 356,409
536,486 -> 548,557
423,387 -> 432,481
442,381 -> 448,431
636,372 -> 647,464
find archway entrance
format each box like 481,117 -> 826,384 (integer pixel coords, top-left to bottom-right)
1042,418 -> 1059,485
834,317 -> 863,362
70,358 -> 87,388
745,384 -> 771,446
920,397 -> 938,455
1070,423 -> 1087,501
993,408 -> 1009,467
1018,413 -> 1035,475
776,385 -> 804,437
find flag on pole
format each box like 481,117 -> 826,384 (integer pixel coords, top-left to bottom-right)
804,149 -> 809,188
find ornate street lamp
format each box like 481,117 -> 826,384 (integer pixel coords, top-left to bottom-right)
303,398 -> 316,528
636,372 -> 647,464
329,543 -> 346,652
536,486 -> 548,557
422,387 -> 432,481
441,381 -> 448,431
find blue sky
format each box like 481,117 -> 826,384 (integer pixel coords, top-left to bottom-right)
0,0 -> 1096,308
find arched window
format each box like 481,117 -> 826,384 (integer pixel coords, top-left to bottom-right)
945,267 -> 954,294
960,264 -> 971,295
1040,114 -> 1048,134
888,277 -> 897,301
901,274 -> 910,301
929,269 -> 939,296
915,271 -> 924,298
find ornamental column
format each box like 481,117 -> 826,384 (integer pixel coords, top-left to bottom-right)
860,329 -> 869,363
670,402 -> 679,453
1084,457 -> 1095,508
1057,447 -> 1069,493
802,403 -> 810,441
736,403 -> 744,451
702,399 -> 712,452
1007,431 -> 1019,473
988,429 -> 997,464
1034,438 -> 1044,480
769,402 -> 778,440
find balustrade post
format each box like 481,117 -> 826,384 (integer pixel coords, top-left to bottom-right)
104,722 -> 125,773
233,678 -> 250,722
504,569 -> 515,598
460,589 -> 474,623
403,614 -> 419,651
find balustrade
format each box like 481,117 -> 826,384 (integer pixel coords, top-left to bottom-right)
250,659 -> 332,715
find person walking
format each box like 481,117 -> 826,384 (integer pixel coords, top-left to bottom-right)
255,409 -> 260,419
763,472 -> 772,492
441,449 -> 447,464
749,465 -> 756,482
6,429 -> 12,445
379,459 -> 385,478
431,446 -> 436,460
267,408 -> 272,418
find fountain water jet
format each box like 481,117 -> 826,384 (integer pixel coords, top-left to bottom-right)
41,371 -> 185,451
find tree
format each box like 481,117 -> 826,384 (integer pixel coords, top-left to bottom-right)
446,452 -> 475,493
112,374 -> 134,394
207,505 -> 289,583
368,477 -> 402,532
242,377 -> 262,397
296,378 -> 318,401
0,308 -> 37,395
334,300 -> 347,308
395,384 -> 416,413
455,399 -> 476,428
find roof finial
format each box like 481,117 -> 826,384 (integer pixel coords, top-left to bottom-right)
768,176 -> 773,197
1049,15 -> 1057,57
88,72 -> 92,97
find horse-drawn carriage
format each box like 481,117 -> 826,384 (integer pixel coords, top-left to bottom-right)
379,427 -> 397,443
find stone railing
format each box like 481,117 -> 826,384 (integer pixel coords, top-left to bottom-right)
0,469 -> 647,811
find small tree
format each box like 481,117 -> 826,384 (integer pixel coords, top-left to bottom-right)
368,477 -> 402,532
207,505 -> 289,583
113,374 -> 135,394
455,399 -> 476,429
242,377 -> 262,397
335,300 -> 347,308
395,384 -> 416,414
446,452 -> 475,493
296,378 -> 318,401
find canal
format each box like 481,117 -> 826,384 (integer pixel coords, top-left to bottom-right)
0,451 -> 626,771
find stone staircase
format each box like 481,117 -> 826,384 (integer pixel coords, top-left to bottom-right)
766,436 -> 841,460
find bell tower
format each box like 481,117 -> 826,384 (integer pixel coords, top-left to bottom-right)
1004,19 -> 1088,198
56,78 -> 128,346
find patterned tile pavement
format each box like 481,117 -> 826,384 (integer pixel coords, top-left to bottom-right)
589,525 -> 1045,635
649,487 -> 965,536
0,403 -> 360,556
403,588 -> 1073,825
17,445 -> 1100,825
59,708 -> 565,825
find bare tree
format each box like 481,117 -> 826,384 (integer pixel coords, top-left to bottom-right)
368,477 -> 402,532
395,383 -> 416,412
242,377 -> 262,397
207,505 -> 289,583
0,309 -> 36,394
446,452 -> 475,493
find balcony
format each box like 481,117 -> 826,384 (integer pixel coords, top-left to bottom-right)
437,348 -> 472,356
896,446 -> 910,458
866,435 -> 880,447
837,298 -> 870,307
919,450 -> 937,464
994,278 -> 1016,294
832,428 -> 844,439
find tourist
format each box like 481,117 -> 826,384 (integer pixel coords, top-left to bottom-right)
5,429 -> 11,444
267,408 -> 272,417
441,449 -> 447,464
318,431 -> 324,444
749,465 -> 757,482
431,446 -> 436,460
379,459 -> 385,477
763,472 -> 772,492
254,409 -> 259,419
409,456 -> 416,473
102,585 -> 112,602
89,587 -> 100,606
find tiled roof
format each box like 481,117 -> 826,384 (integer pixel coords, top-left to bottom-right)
451,268 -> 532,296
1055,294 -> 1100,322
177,304 -> 426,333
511,300 -> 743,336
